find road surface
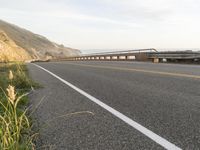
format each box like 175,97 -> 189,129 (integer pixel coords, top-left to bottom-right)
28,61 -> 200,150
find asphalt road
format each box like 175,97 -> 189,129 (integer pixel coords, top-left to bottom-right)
28,61 -> 200,150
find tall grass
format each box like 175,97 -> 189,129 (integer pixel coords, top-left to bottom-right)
0,86 -> 33,149
0,63 -> 38,150
0,63 -> 39,91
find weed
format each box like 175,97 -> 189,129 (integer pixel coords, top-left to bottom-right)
0,63 -> 37,150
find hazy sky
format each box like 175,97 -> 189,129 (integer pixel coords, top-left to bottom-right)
0,0 -> 200,53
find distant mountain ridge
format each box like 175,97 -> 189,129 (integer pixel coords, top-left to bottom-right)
0,19 -> 80,61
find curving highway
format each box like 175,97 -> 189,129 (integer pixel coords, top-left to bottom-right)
28,61 -> 200,150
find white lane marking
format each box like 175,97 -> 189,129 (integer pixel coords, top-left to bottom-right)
32,63 -> 182,150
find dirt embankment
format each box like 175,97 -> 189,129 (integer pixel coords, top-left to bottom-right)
0,31 -> 31,62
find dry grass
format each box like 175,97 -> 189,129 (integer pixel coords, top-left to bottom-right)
0,63 -> 38,150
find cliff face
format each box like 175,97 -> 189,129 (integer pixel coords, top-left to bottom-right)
0,31 -> 31,61
0,20 -> 80,62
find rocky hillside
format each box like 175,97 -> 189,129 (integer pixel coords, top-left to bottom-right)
0,30 -> 31,61
0,20 -> 80,61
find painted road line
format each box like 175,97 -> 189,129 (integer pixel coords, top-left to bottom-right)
64,62 -> 200,79
32,63 -> 182,150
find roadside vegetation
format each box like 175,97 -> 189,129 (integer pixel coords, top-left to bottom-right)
0,62 -> 39,150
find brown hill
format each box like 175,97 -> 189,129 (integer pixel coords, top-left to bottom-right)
0,19 -> 80,61
0,30 -> 31,61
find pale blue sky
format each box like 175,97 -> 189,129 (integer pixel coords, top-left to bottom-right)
0,0 -> 200,53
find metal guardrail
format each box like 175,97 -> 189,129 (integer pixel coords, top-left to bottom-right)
56,49 -> 200,63
82,48 -> 157,56
64,48 -> 157,61
148,51 -> 200,59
